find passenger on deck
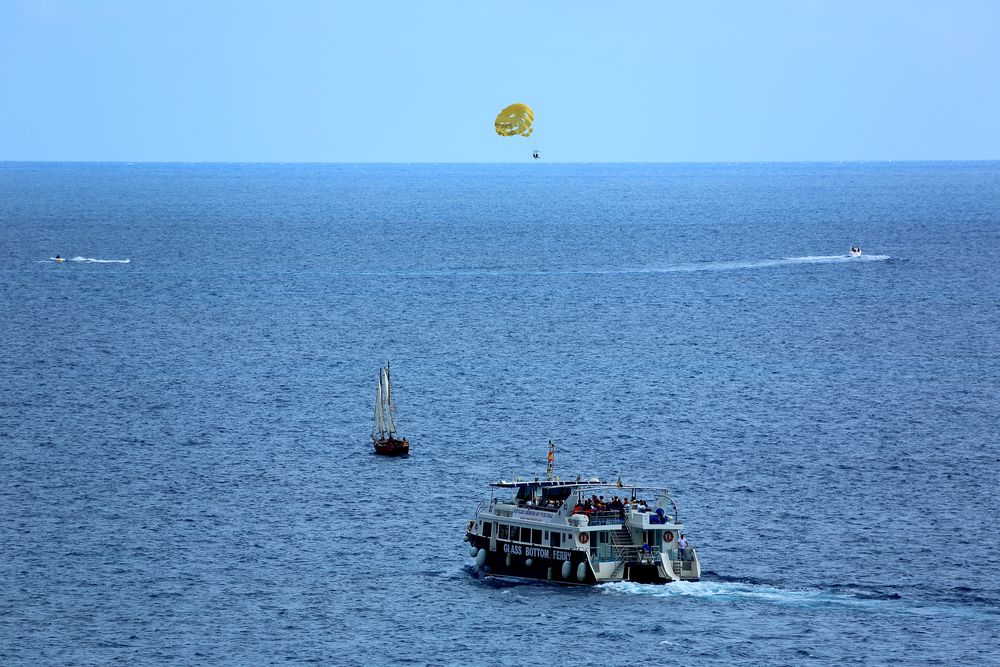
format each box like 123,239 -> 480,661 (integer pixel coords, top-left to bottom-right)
678,534 -> 688,560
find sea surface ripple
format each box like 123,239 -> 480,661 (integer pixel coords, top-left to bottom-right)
2,162 -> 999,665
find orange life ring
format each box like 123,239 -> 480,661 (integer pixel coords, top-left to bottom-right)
663,530 -> 674,543
579,533 -> 589,544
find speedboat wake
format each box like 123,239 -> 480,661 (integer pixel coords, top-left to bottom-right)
651,254 -> 890,273
48,256 -> 131,264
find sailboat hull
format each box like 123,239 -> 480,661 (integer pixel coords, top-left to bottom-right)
373,437 -> 409,456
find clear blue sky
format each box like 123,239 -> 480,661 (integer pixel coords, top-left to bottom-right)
2,0 -> 998,162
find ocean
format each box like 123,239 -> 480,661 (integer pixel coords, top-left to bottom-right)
2,161 -> 998,665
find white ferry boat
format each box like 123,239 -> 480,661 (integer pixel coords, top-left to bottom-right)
465,448 -> 701,585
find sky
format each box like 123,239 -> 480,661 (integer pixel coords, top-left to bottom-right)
1,0 -> 999,162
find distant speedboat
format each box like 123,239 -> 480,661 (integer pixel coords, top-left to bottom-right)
849,245 -> 862,257
54,255 -> 65,263
372,361 -> 409,456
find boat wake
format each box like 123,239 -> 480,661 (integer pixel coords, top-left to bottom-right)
48,256 -> 131,263
600,575 -> 996,619
600,579 -> 893,609
348,253 -> 891,278
648,254 -> 890,274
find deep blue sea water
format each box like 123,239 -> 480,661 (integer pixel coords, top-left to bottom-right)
2,161 -> 999,665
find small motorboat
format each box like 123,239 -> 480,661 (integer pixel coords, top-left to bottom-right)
849,246 -> 862,257
54,255 -> 65,263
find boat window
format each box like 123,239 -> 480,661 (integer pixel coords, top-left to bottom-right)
551,532 -> 561,548
510,526 -> 521,542
483,522 -> 492,538
531,529 -> 542,545
599,531 -> 608,544
498,524 -> 509,540
541,486 -> 572,502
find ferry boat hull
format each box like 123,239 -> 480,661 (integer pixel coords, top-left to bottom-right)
466,531 -> 695,586
467,533 -> 600,585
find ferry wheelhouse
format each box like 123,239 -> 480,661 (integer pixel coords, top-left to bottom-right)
465,476 -> 701,585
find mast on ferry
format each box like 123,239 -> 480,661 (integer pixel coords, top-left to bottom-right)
546,440 -> 555,481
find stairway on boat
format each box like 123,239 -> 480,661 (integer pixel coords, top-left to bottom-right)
610,526 -> 646,562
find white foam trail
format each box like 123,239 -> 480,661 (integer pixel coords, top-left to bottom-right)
654,254 -> 889,273
52,256 -> 131,264
599,579 -> 998,621
599,580 -> 872,608
345,253 -> 891,278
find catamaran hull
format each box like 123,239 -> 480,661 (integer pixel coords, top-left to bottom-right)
467,533 -> 598,584
466,534 -> 683,585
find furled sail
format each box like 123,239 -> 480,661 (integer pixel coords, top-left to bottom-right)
374,369 -> 387,436
385,364 -> 397,435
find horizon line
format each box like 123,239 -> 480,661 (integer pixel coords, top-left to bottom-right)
2,159 -> 999,166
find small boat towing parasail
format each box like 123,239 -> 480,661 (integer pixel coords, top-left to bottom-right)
465,442 -> 700,585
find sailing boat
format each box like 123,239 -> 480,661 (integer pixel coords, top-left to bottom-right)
372,361 -> 409,456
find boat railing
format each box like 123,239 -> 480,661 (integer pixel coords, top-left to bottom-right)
609,544 -> 662,564
476,499 -> 518,518
676,544 -> 696,563
513,502 -> 562,513
584,510 -> 626,526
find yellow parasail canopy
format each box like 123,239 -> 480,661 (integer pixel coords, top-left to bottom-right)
494,103 -> 534,137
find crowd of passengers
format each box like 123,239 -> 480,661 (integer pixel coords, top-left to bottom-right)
515,495 -> 671,523
574,495 -> 673,523
572,495 -> 636,515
